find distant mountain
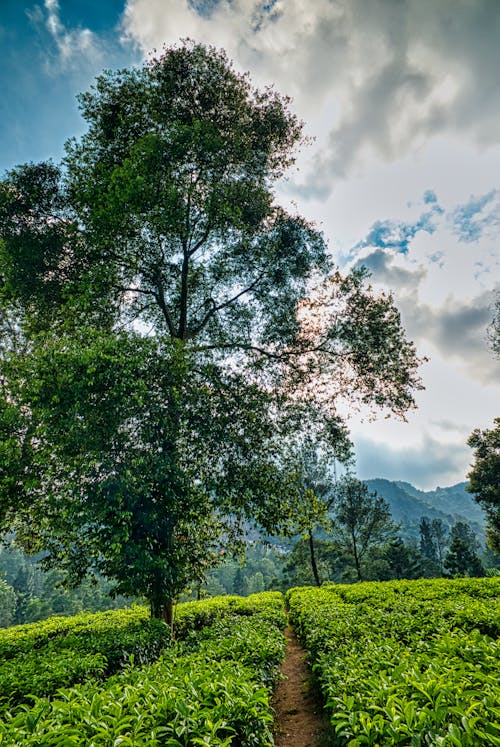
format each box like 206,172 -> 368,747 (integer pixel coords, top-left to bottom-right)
395,482 -> 485,525
365,479 -> 485,541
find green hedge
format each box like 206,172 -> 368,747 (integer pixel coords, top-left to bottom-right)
173,591 -> 286,637
0,591 -> 286,745
0,617 -> 169,713
0,591 -> 286,714
0,605 -> 150,661
287,578 -> 500,746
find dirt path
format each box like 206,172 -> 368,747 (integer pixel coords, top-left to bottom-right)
273,626 -> 332,747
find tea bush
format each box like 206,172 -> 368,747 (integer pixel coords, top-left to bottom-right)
0,605 -> 150,661
0,610 -> 170,712
0,591 -> 286,745
287,578 -> 500,746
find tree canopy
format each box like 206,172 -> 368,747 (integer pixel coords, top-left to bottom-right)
444,521 -> 485,578
0,42 -> 424,618
467,418 -> 500,554
331,477 -> 398,581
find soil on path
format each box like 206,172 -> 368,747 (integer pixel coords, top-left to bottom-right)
273,626 -> 332,747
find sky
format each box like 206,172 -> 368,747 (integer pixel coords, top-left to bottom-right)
1,0 -> 499,490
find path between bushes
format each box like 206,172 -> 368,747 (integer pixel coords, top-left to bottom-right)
273,626 -> 331,747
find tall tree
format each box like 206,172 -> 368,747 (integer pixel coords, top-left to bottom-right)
285,437 -> 351,586
331,478 -> 398,581
419,516 -> 438,562
467,418 -> 500,554
431,518 -> 449,574
0,42 -> 423,618
378,537 -> 437,581
444,521 -> 485,578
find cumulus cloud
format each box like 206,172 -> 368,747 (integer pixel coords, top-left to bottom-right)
122,0 -> 500,194
349,192 -> 500,385
356,249 -> 427,290
406,292 -> 498,384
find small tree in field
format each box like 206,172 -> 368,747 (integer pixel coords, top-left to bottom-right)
332,477 -> 397,581
0,43 -> 423,619
285,437 -> 352,586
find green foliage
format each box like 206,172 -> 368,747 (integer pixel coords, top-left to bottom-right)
282,537 -> 349,587
0,650 -> 108,714
2,331 -> 292,615
331,477 -> 398,580
0,41 -> 424,617
376,537 -> 439,581
203,543 -> 286,597
0,606 -> 170,712
0,604 -> 148,660
287,578 -> 500,745
419,515 -> 438,561
0,540 -> 135,626
0,578 -> 16,628
467,418 -> 500,553
0,592 -> 285,745
173,591 -> 285,637
179,613 -> 286,688
444,521 -> 486,578
283,440 -> 352,587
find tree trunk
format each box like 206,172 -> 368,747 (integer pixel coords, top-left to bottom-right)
150,599 -> 174,632
308,533 -> 321,587
351,533 -> 362,581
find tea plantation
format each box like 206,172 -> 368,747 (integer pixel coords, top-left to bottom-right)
0,592 -> 286,745
287,577 -> 500,746
0,579 -> 498,745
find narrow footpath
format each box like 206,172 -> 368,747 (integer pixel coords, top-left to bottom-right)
273,626 -> 332,747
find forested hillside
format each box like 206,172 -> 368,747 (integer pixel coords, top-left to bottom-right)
365,480 -> 485,537
1,478 -> 492,625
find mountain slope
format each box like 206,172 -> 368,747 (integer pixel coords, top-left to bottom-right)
365,479 -> 485,539
395,482 -> 485,525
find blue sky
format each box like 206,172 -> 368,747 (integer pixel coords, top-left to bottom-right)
0,0 -> 135,167
1,0 -> 499,489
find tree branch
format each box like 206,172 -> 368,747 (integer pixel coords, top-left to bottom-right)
153,280 -> 177,338
117,286 -> 157,297
178,247 -> 189,340
187,272 -> 266,339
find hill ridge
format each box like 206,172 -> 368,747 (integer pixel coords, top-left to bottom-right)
364,478 -> 485,539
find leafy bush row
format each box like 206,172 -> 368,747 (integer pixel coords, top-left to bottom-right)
0,592 -> 286,746
287,579 -> 500,746
173,591 -> 286,637
287,579 -> 500,656
0,591 -> 285,661
0,592 -> 285,716
0,618 -> 169,714
0,605 -> 150,660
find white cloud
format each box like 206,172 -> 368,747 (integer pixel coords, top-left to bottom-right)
123,0 -> 500,191
120,0 -> 500,488
30,0 -> 103,72
351,350 -> 499,490
348,193 -> 500,384
354,432 -> 469,491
